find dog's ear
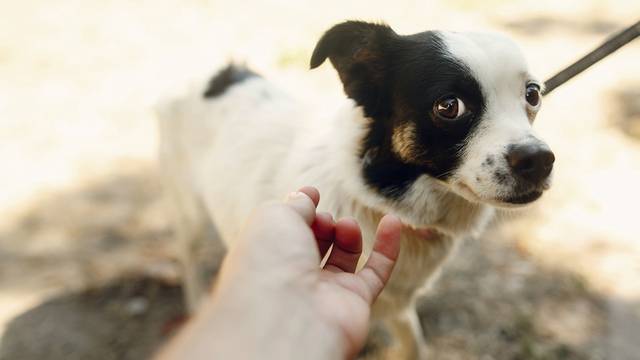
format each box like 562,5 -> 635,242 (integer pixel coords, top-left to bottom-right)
310,21 -> 397,116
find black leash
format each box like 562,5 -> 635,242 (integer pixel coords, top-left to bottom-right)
543,19 -> 640,95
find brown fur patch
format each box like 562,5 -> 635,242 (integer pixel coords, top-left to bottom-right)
392,122 -> 423,164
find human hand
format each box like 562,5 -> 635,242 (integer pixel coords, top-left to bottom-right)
159,187 -> 402,360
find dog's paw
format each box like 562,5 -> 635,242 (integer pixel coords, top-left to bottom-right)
358,318 -> 426,360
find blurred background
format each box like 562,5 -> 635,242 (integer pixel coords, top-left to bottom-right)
0,0 -> 639,359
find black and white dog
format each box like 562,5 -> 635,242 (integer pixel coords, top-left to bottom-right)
158,21 -> 554,358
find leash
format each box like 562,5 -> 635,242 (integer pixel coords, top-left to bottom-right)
543,19 -> 640,95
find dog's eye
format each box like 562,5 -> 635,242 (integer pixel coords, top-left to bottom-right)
434,96 -> 466,120
525,83 -> 541,108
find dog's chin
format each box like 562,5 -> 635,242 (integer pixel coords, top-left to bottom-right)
493,189 -> 543,209
453,182 -> 545,209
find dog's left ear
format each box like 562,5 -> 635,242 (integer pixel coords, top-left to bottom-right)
310,21 -> 397,117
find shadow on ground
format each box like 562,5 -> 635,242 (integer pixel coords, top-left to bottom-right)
0,235 -> 612,360
0,278 -> 184,360
0,164 -> 177,295
0,166 -> 616,359
421,235 -> 607,360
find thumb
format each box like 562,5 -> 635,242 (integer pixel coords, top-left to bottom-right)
283,190 -> 317,225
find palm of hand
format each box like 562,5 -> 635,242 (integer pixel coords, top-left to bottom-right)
220,187 -> 401,359
298,187 -> 402,358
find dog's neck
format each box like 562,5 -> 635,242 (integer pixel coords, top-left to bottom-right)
327,102 -> 494,238
396,177 -> 495,237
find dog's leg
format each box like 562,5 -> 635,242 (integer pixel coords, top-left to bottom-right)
164,176 -> 226,312
158,108 -> 227,312
406,305 -> 429,359
181,207 -> 225,312
161,161 -> 226,312
360,233 -> 454,359
361,309 -> 427,360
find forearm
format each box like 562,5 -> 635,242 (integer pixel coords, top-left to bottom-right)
157,287 -> 345,360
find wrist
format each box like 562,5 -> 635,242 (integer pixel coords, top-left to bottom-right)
208,282 -> 347,360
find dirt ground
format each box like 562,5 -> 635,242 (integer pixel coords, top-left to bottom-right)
1,0 -> 639,359
0,167 -> 608,360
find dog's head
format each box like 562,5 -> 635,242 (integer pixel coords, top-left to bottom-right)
311,21 -> 554,209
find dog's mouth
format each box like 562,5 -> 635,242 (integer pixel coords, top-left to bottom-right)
499,189 -> 543,205
456,182 -> 545,207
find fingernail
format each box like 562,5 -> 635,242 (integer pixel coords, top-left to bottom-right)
284,191 -> 307,202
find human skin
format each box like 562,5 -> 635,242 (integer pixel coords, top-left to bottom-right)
157,187 -> 403,360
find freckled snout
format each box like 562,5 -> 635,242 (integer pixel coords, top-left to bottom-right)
506,144 -> 555,185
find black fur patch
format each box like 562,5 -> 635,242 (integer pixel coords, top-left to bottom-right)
203,64 -> 259,98
494,170 -> 509,185
483,155 -> 495,167
311,22 -> 486,199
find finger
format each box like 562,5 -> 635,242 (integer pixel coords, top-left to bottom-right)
283,191 -> 316,225
311,212 -> 335,258
298,186 -> 320,207
323,218 -> 362,273
357,215 -> 402,304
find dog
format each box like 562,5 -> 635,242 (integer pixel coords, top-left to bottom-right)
157,21 -> 554,359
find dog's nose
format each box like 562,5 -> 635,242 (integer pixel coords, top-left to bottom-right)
506,144 -> 555,184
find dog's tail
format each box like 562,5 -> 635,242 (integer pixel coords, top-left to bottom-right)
202,63 -> 260,99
